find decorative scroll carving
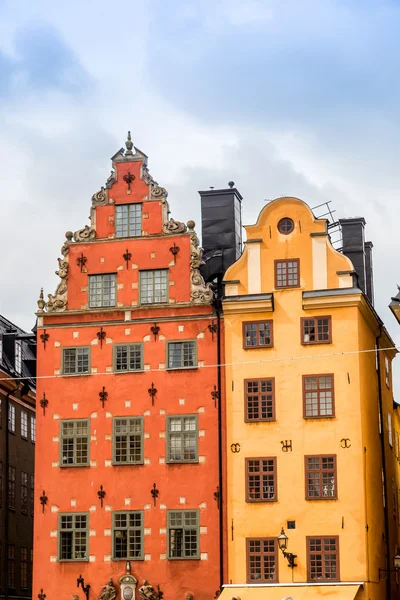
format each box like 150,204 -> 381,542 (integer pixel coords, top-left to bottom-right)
106,169 -> 116,189
91,186 -> 108,206
162,218 -> 187,235
187,220 -> 213,305
99,579 -> 116,600
46,237 -> 70,312
150,184 -> 167,199
142,164 -> 158,186
139,581 -> 163,600
73,225 -> 96,242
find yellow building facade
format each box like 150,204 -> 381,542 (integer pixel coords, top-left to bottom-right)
220,197 -> 399,600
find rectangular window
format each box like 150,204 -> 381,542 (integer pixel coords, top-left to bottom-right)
139,270 -> 168,304
167,415 -> 198,463
167,510 -> 199,559
21,547 -> 28,589
112,511 -> 144,560
21,471 -> 28,514
247,538 -> 278,583
8,544 -> 15,588
15,340 -> 22,374
8,403 -> 15,433
307,536 -> 339,581
31,415 -> 36,443
113,417 -> 144,465
21,411 -> 28,439
89,274 -> 116,308
30,474 -> 34,516
115,204 -> 142,238
245,379 -> 275,422
58,513 -> 89,561
385,356 -> 390,387
62,347 -> 90,375
305,455 -> 337,499
61,420 -> 90,467
303,374 -> 334,418
167,341 -> 197,369
301,317 -> 331,344
388,413 -> 393,447
8,466 -> 16,510
243,321 -> 273,349
114,344 -> 143,372
275,259 -> 299,288
246,458 -> 277,502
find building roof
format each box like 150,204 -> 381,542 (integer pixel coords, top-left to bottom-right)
0,314 -> 36,389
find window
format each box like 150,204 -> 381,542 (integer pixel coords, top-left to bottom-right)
307,536 -> 339,581
247,538 -> 278,583
21,472 -> 28,514
8,466 -> 16,510
15,340 -> 22,374
139,270 -> 168,304
301,317 -> 331,344
112,511 -> 143,560
278,217 -> 294,234
62,347 -> 90,375
245,379 -> 275,422
305,456 -> 337,499
275,259 -> 299,288
385,356 -> 390,387
113,418 -> 143,465
21,411 -> 28,439
114,344 -> 143,372
167,341 -> 197,369
8,403 -> 15,433
89,274 -> 116,308
8,545 -> 15,588
167,510 -> 199,559
30,415 -> 36,443
243,321 -> 273,349
30,475 -> 34,516
61,420 -> 90,466
115,204 -> 142,238
58,513 -> 89,561
21,547 -> 28,589
167,415 -> 198,463
388,413 -> 393,447
246,458 -> 277,502
303,375 -> 334,418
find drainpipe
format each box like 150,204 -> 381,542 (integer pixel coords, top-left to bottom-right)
376,326 -> 391,600
215,279 -> 224,591
5,381 -> 19,600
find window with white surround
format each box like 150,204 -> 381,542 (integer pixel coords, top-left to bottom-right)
115,204 -> 142,238
15,340 -> 22,374
30,415 -> 36,443
21,411 -> 28,439
8,404 -> 15,433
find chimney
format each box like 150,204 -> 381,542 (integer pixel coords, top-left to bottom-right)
199,183 -> 243,283
339,217 -> 374,305
364,241 -> 374,306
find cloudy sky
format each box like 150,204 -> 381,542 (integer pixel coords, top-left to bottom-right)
1,0 -> 400,388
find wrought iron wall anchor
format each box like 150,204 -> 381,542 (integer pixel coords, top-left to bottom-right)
211,386 -> 219,407
123,171 -> 135,192
38,589 -> 46,600
123,249 -> 132,269
281,440 -> 292,452
214,486 -> 220,509
169,242 -> 180,263
99,387 -> 108,408
77,575 -> 90,600
97,485 -> 106,508
76,253 -> 87,272
230,443 -> 241,453
148,382 -> 157,405
40,393 -> 48,416
96,326 -> 106,349
40,329 -> 49,350
40,491 -> 48,513
150,323 -> 160,341
208,321 -> 218,341
151,483 -> 159,506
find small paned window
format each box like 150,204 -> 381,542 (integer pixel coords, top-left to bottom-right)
307,536 -> 339,581
62,348 -> 90,375
30,415 -> 36,443
30,475 -> 34,516
385,356 -> 390,387
21,471 -> 28,514
112,511 -> 144,560
113,418 -> 143,465
139,270 -> 168,304
15,340 -> 22,374
167,415 -> 198,463
167,341 -> 197,369
58,513 -> 89,561
305,455 -> 337,499
167,510 -> 199,559
8,404 -> 15,433
115,204 -> 142,238
246,458 -> 277,502
8,544 -> 15,588
243,321 -> 273,349
247,538 -> 278,582
8,466 -> 16,510
21,411 -> 28,439
388,413 -> 393,447
278,218 -> 294,234
21,547 -> 28,589
114,344 -> 143,372
303,375 -> 334,418
275,259 -> 300,288
245,379 -> 275,422
301,317 -> 331,344
89,274 -> 116,308
61,420 -> 90,466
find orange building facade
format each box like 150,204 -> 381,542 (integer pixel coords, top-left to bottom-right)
33,135 -> 221,600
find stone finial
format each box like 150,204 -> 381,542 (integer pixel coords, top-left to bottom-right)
187,220 -> 195,231
125,131 -> 134,156
65,231 -> 73,241
37,288 -> 45,312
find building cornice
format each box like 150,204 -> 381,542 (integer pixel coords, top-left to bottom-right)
222,293 -> 274,314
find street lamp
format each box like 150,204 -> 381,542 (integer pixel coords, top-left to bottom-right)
277,528 -> 297,568
378,553 -> 400,579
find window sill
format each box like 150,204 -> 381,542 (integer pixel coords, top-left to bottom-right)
112,462 -> 144,467
243,345 -> 274,350
58,558 -> 89,563
60,464 -> 91,469
246,498 -> 277,503
302,341 -> 332,346
303,415 -> 336,420
112,556 -> 144,561
61,373 -> 91,377
167,556 -> 200,561
306,497 -> 338,501
166,459 -> 199,465
244,419 -> 276,423
113,369 -> 144,375
166,366 -> 198,372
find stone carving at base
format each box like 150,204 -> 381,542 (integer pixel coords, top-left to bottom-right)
138,581 -> 163,600
99,579 -> 117,600
73,225 -> 96,242
162,218 -> 187,235
187,220 -> 213,305
46,236 -> 70,312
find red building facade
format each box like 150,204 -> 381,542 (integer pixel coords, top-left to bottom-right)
33,135 -> 221,600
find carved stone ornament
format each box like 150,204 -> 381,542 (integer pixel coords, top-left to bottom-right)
187,220 -> 213,305
150,184 -> 167,199
73,225 -> 96,242
46,237 -> 70,312
91,186 -> 108,206
141,164 -> 158,186
119,568 -> 138,600
162,218 -> 187,235
138,581 -> 163,600
99,579 -> 117,600
106,169 -> 117,189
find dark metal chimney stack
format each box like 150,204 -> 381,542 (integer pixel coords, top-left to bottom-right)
339,217 -> 374,305
364,241 -> 374,306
